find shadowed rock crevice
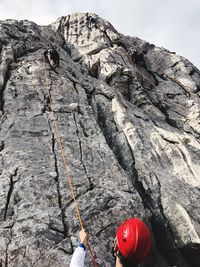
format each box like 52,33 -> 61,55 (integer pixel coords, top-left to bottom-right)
150,175 -> 189,266
0,65 -> 11,113
3,168 -> 18,221
0,141 -> 5,152
151,216 -> 188,267
181,243 -> 200,267
72,112 -> 94,191
0,44 -> 14,113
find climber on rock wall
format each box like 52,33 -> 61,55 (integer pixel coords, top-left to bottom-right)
44,48 -> 60,69
69,218 -> 151,267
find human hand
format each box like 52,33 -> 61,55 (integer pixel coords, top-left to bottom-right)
79,228 -> 88,246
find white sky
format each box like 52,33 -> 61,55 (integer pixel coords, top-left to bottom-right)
0,0 -> 199,69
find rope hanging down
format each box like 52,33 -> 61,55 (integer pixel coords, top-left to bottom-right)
42,42 -> 185,266
43,56 -> 99,267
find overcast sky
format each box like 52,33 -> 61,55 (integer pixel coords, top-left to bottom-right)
0,0 -> 199,69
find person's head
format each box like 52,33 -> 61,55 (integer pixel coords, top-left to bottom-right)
113,218 -> 151,266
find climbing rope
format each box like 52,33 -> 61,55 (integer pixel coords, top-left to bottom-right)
43,54 -> 99,267
41,41 -> 188,266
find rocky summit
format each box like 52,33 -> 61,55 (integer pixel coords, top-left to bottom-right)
0,13 -> 200,267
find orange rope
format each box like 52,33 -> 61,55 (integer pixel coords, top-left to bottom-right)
48,91 -> 84,229
43,55 -> 99,267
42,39 -> 191,265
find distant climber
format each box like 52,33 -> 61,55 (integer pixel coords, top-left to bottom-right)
44,48 -> 60,69
128,48 -> 145,67
86,15 -> 97,29
69,218 -> 151,267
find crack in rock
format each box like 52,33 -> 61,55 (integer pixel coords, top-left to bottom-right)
48,116 -> 69,238
4,168 -> 18,221
73,112 -> 94,191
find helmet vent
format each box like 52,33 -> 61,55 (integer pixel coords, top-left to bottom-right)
123,238 -> 126,242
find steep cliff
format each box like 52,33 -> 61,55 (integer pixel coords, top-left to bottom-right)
0,13 -> 200,267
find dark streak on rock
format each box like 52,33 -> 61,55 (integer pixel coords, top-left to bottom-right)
73,112 -> 94,191
0,64 -> 11,114
4,168 -> 18,220
0,141 -> 4,152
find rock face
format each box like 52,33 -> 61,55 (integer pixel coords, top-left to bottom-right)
0,13 -> 200,267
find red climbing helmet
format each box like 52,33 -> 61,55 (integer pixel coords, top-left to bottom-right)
116,218 -> 151,263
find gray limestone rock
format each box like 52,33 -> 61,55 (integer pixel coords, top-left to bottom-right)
0,13 -> 200,267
